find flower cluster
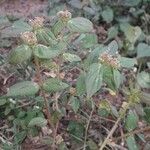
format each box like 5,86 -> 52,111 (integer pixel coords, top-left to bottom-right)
29,17 -> 44,29
57,10 -> 72,22
99,51 -> 120,69
21,31 -> 37,45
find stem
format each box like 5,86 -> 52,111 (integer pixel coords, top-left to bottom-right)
113,126 -> 150,141
52,120 -> 59,150
99,103 -> 130,150
83,106 -> 94,150
34,56 -> 52,128
99,117 -> 121,150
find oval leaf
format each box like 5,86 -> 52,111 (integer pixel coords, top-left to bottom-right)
28,117 -> 47,127
86,63 -> 103,98
34,42 -> 67,59
63,53 -> 81,62
67,17 -> 93,33
102,7 -> 114,23
126,136 -> 139,150
70,96 -> 80,113
43,78 -> 69,92
136,43 -> 150,58
137,71 -> 150,89
9,44 -> 32,64
125,111 -> 138,131
6,81 -> 40,97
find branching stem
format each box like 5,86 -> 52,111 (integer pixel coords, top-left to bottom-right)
99,103 -> 130,150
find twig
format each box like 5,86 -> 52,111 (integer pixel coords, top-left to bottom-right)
99,117 -> 121,150
99,103 -> 129,150
113,126 -> 150,141
108,142 -> 127,150
52,121 -> 59,150
83,107 -> 94,150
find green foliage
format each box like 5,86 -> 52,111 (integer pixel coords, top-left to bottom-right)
70,96 -> 80,113
120,57 -> 137,68
126,135 -> 139,150
67,17 -> 93,33
68,121 -> 84,138
63,53 -> 81,62
85,63 -> 103,98
9,45 -> 32,64
5,81 -> 40,97
28,117 -> 47,127
136,43 -> 150,58
144,107 -> 150,123
125,111 -> 138,131
0,1 -> 150,149
101,6 -> 114,23
137,71 -> 150,89
43,78 -> 69,92
35,28 -> 57,46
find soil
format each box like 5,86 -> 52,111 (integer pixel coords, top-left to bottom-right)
0,0 -> 48,17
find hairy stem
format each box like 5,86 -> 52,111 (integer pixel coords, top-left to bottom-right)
34,56 -> 52,126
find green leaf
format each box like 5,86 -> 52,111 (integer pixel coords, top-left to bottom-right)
52,20 -> 66,36
6,81 -> 40,97
1,19 -> 32,38
0,99 -> 7,106
84,45 -> 105,68
101,7 -> 114,23
87,139 -> 98,150
36,28 -> 57,46
98,100 -> 111,117
123,0 -> 141,6
126,136 -> 139,150
125,111 -> 138,131
141,92 -> 150,105
86,63 -> 103,98
136,43 -> 150,58
144,107 -> 150,123
28,117 -> 47,127
68,121 -> 84,138
102,65 -> 115,91
68,0 -> 83,9
34,44 -> 52,59
67,17 -> 93,33
107,40 -> 119,55
9,44 -> 32,64
76,73 -> 86,96
15,131 -> 27,144
125,26 -> 142,44
34,42 -> 67,59
113,69 -> 122,89
107,26 -> 118,40
43,78 -> 69,92
0,16 -> 10,29
137,71 -> 150,89
63,53 -> 81,62
70,96 -> 80,113
77,33 -> 98,49
120,57 -> 137,68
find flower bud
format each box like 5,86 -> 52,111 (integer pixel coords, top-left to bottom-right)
29,17 -> 44,29
21,31 -> 37,45
99,51 -> 120,69
57,10 -> 72,22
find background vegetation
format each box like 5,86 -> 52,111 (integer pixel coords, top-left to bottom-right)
0,0 -> 150,149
